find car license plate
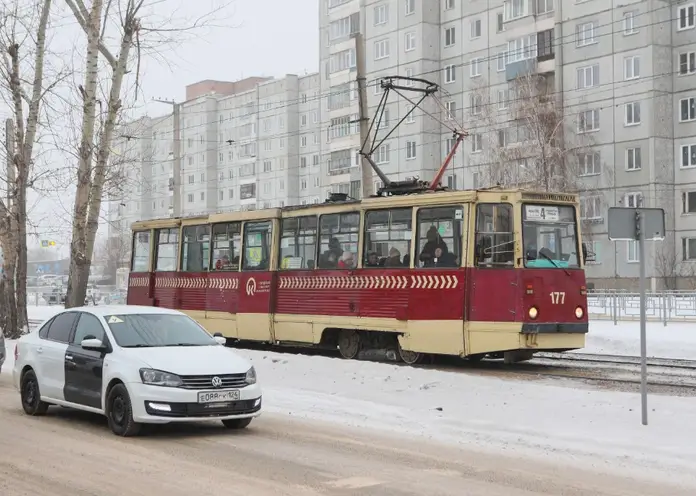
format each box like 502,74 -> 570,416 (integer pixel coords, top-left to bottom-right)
197,390 -> 240,404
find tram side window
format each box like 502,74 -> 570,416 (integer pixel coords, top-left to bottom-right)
363,208 -> 412,268
131,231 -> 151,272
417,207 -> 463,268
242,221 -> 272,271
475,203 -> 514,267
279,216 -> 317,270
154,228 -> 179,271
181,225 -> 210,272
212,222 -> 241,271
318,212 -> 359,269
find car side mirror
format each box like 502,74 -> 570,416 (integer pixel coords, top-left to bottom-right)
81,338 -> 106,351
213,332 -> 226,346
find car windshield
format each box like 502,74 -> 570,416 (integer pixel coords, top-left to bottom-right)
104,313 -> 217,348
522,204 -> 580,269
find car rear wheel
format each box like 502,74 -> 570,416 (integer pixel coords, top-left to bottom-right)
106,384 -> 141,437
221,417 -> 252,429
21,369 -> 50,416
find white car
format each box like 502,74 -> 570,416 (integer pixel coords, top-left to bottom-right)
12,305 -> 262,437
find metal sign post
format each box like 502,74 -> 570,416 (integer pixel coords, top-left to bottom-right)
608,207 -> 665,426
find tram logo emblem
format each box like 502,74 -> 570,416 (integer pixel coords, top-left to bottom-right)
246,277 -> 257,296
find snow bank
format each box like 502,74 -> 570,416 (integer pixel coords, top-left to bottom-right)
584,321 -> 696,360
240,349 -> 696,486
1,339 -> 14,375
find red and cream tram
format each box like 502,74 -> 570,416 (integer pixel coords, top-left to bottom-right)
127,188 -> 590,364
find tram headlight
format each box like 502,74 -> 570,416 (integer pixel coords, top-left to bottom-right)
528,306 -> 538,320
575,306 -> 584,319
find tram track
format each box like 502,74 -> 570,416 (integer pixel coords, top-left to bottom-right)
26,318 -> 696,393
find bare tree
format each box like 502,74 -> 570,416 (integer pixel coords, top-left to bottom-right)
0,0 -> 57,338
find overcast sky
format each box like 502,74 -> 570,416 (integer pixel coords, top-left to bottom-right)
21,0 -> 319,255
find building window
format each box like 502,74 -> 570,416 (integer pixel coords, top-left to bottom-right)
578,151 -> 601,176
578,109 -> 600,133
576,64 -> 599,89
301,114 -> 307,126
496,12 -> 504,32
444,64 -> 456,83
683,238 -> 696,261
219,190 -> 224,201
374,3 -> 388,25
405,0 -> 415,15
405,32 -> 416,51
263,160 -> 272,172
680,97 -> 696,122
200,192 -> 205,201
576,22 -> 597,46
497,51 -> 507,71
470,58 -> 482,77
471,133 -> 482,153
624,56 -> 640,80
374,39 -> 390,60
445,27 -> 456,47
377,144 -> 390,163
406,140 -> 416,159
470,94 -> 482,115
626,147 -> 641,170
627,241 -> 639,263
228,189 -> 234,199
445,100 -> 456,120
188,174 -> 194,184
623,11 -> 637,35
682,191 -> 696,214
187,194 -> 193,203
406,105 -> 415,123
504,0 -> 526,21
301,156 -> 307,168
301,135 -> 307,147
624,192 -> 643,208
681,144 -> 696,168
580,196 -> 602,220
680,51 -> 696,76
537,0 -> 553,15
678,4 -> 695,30
470,19 -> 481,39
624,102 -> 641,126
444,0 -> 454,9
313,155 -> 319,166
497,89 -> 509,110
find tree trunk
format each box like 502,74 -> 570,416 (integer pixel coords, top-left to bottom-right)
65,0 -> 104,308
1,236 -> 19,339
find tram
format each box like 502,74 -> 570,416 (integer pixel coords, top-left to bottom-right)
127,76 -> 590,364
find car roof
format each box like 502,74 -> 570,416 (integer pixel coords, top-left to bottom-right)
61,305 -> 182,317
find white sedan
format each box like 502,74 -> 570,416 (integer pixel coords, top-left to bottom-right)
12,305 -> 262,436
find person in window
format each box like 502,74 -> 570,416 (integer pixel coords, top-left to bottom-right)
320,237 -> 343,268
419,226 -> 448,266
432,247 -> 457,267
365,251 -> 380,267
338,251 -> 355,269
385,247 -> 402,267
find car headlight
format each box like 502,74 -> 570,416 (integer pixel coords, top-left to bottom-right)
139,368 -> 183,387
245,366 -> 257,385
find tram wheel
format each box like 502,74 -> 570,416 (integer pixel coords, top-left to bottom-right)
337,330 -> 361,359
397,341 -> 426,365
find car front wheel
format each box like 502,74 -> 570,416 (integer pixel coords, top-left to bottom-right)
106,384 -> 141,437
21,369 -> 50,416
221,417 -> 252,429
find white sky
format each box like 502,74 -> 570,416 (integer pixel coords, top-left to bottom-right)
10,0 -> 319,255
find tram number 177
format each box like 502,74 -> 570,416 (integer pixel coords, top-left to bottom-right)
549,292 -> 566,304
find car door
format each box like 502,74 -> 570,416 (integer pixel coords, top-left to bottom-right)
40,312 -> 79,401
63,312 -> 109,410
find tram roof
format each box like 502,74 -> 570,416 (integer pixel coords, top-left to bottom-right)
131,188 -> 578,230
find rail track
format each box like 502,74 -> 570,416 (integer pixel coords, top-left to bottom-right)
26,318 -> 696,392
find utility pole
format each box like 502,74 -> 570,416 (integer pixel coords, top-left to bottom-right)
353,33 -> 374,199
153,99 -> 181,217
5,119 -> 14,208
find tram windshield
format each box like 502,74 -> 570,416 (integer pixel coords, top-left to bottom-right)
522,204 -> 580,269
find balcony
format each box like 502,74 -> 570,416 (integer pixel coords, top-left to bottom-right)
506,58 -> 537,81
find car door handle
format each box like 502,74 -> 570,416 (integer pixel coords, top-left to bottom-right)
37,347 -> 43,354
65,355 -> 73,361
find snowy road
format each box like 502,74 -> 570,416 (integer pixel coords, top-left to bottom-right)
0,375 -> 689,496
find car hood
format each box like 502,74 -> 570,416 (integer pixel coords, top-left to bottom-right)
122,345 -> 252,375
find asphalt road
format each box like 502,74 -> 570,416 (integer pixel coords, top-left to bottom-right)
0,374 -> 691,496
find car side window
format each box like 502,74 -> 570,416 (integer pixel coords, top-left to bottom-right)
38,318 -> 55,339
46,313 -> 78,344
71,313 -> 106,345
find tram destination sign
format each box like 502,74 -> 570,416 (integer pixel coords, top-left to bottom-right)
607,207 -> 665,241
524,205 -> 559,222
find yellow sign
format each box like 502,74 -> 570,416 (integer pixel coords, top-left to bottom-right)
107,315 -> 124,324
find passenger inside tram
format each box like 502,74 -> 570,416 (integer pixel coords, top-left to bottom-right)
419,226 -> 448,266
385,247 -> 402,267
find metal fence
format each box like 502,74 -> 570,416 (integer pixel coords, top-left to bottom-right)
26,285 -> 123,306
589,290 -> 696,325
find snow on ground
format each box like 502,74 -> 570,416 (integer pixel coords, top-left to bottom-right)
7,306 -> 696,485
584,320 -> 696,360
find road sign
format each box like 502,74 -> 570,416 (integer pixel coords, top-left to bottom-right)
608,207 -> 665,427
40,240 -> 56,247
607,207 -> 665,241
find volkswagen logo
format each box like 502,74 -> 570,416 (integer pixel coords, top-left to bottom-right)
211,376 -> 223,388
